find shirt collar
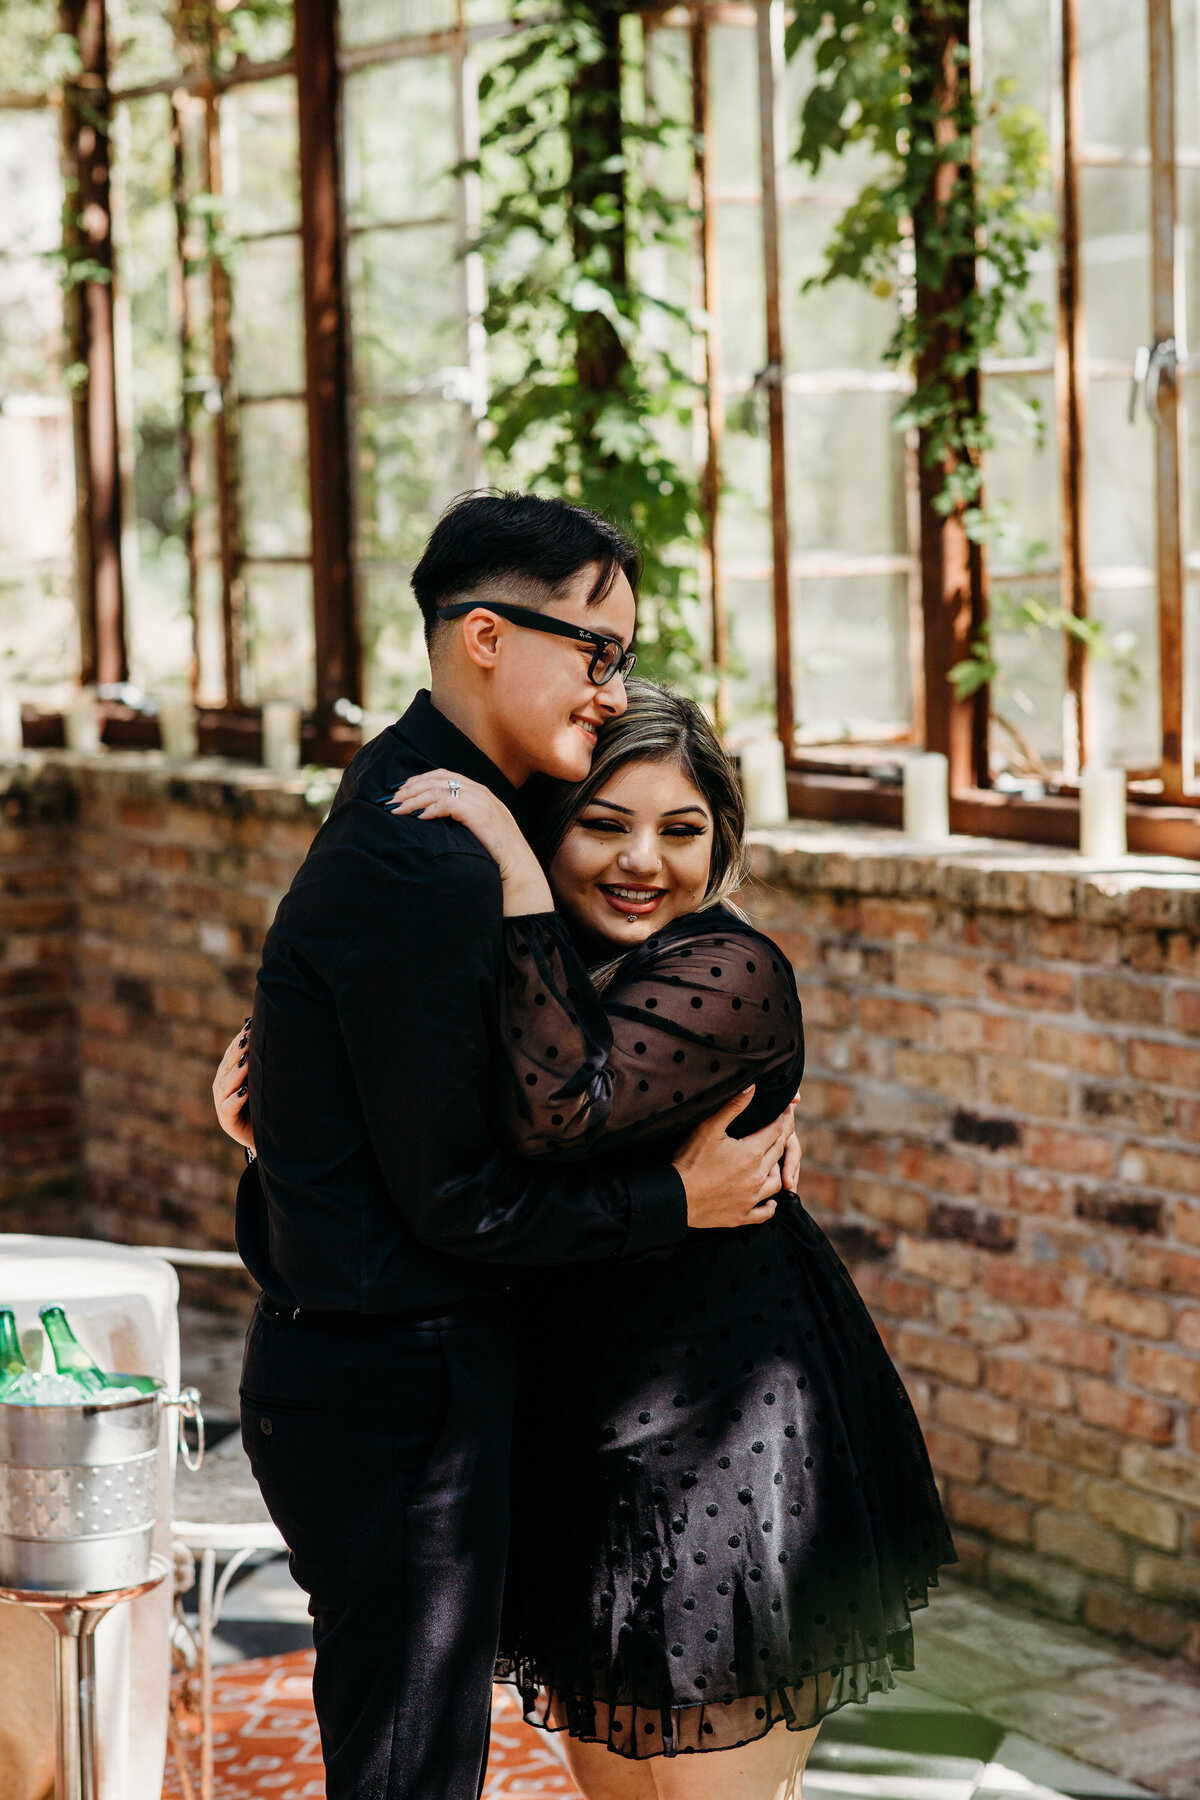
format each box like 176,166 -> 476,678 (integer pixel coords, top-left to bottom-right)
392,690 -> 529,823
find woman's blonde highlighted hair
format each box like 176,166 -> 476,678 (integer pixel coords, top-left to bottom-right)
532,678 -> 750,914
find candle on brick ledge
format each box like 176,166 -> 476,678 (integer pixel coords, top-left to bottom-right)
262,700 -> 301,773
903,751 -> 950,841
0,688 -> 22,756
158,698 -> 198,762
739,736 -> 789,828
65,688 -> 101,754
1079,764 -> 1127,859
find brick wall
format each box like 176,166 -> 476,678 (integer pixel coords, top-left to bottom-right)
0,766 -> 78,1235
2,759 -> 1199,1662
750,829 -> 1200,1665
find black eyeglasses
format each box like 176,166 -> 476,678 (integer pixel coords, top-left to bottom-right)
436,599 -> 636,687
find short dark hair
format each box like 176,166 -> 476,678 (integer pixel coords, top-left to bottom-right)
411,490 -> 642,646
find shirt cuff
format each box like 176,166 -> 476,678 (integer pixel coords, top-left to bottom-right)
621,1164 -> 688,1260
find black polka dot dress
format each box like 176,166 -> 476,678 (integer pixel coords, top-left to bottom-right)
493,907 -> 956,1759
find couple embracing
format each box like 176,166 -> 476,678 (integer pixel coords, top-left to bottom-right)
213,492 -> 954,1800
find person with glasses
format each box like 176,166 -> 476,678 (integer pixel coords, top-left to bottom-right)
218,491 -> 800,1800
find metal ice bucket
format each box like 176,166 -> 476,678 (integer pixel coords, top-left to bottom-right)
0,1377 -> 203,1594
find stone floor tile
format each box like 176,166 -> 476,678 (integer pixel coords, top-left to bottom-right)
987,1732 -> 1158,1798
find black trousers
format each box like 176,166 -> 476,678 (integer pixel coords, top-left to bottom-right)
240,1299 -> 517,1800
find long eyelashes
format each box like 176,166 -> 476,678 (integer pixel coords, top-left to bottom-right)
578,819 -> 707,838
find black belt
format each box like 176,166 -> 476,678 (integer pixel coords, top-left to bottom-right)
256,1293 -> 507,1332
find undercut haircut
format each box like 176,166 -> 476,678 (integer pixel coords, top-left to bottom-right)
411,490 -> 642,649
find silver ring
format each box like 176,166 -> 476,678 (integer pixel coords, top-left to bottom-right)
448,779 -> 460,799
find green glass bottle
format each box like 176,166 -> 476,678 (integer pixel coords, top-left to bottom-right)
39,1306 -> 108,1395
0,1310 -> 31,1399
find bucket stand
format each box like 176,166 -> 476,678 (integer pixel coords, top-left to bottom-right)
0,1556 -> 168,1800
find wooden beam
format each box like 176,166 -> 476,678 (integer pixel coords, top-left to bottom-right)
295,0 -> 361,719
60,0 -> 127,688
691,7 -> 730,724
909,0 -> 985,791
1054,0 -> 1091,779
1147,0 -> 1189,798
756,0 -> 793,750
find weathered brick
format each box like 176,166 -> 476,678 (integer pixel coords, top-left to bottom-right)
1168,989 -> 1200,1036
984,961 -> 1075,1013
1082,1586 -> 1189,1655
943,1009 -> 1029,1056
1032,1024 -> 1123,1076
947,1484 -> 1031,1544
858,897 -> 937,942
988,1448 -> 1081,1510
1120,1443 -> 1200,1510
1125,1245 -> 1200,1301
892,1048 -> 976,1099
1024,1414 -> 1117,1476
856,994 -> 939,1044
1176,1310 -> 1200,1350
1080,1085 -> 1173,1134
1073,1189 -> 1164,1236
1077,1381 -> 1175,1444
938,1387 -> 1022,1447
1128,1037 -> 1200,1087
934,1290 -> 1026,1346
1119,1146 -> 1200,1198
1132,1553 -> 1200,1605
988,1546 -> 1084,1620
1084,1480 -> 1181,1550
1174,1203 -> 1200,1249
894,945 -> 980,999
799,985 -> 853,1028
852,1267 -> 933,1320
1081,1282 -> 1171,1340
981,1262 -> 1068,1310
984,1060 -> 1069,1119
986,1356 -> 1074,1412
893,1143 -> 978,1195
1080,975 -> 1163,1027
851,1179 -> 928,1233
1034,1512 -> 1129,1579
1126,1343 -> 1200,1405
895,1328 -> 982,1388
1009,1170 -> 1070,1216
928,1202 -> 1017,1253
897,1236 -> 976,1290
924,1426 -> 985,1484
1022,1126 -> 1116,1179
1026,1317 -> 1115,1375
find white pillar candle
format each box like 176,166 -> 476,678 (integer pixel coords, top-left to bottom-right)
261,700 -> 301,773
0,688 -> 23,755
65,688 -> 101,754
903,751 -> 950,841
739,736 -> 789,828
1079,763 -> 1127,859
157,698 -> 198,762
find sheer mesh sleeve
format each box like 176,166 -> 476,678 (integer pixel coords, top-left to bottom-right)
498,913 -> 803,1157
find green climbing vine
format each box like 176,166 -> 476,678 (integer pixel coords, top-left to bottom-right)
785,0 -> 1065,738
474,0 -> 708,687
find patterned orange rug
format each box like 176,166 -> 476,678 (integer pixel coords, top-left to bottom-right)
164,1653 -> 582,1799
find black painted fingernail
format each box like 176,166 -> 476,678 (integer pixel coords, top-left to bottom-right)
237,1082 -> 247,1097
243,1016 -> 251,1026
238,1052 -> 247,1067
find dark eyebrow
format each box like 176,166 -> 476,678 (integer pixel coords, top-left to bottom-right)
582,798 -> 709,820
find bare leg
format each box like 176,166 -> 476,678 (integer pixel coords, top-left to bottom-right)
562,1736 -> 659,1800
650,1723 -> 821,1800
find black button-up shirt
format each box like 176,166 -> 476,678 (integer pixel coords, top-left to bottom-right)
236,691 -> 688,1314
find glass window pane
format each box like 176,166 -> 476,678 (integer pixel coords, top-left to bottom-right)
234,236 -> 306,396
240,400 -> 311,558
1079,0 -> 1149,147
243,562 -> 315,707
108,0 -> 182,90
356,402 -> 465,562
792,575 -> 910,731
1090,586 -> 1160,768
987,580 -> 1066,779
349,225 -> 463,393
786,392 -> 905,556
984,375 -> 1060,575
725,577 -> 775,728
344,59 -> 457,227
718,431 -> 771,567
1080,166 -> 1152,364
785,209 -> 898,372
1085,381 -> 1156,570
715,206 -> 765,381
340,0 -> 457,50
361,567 -> 430,712
224,80 -> 301,238
709,24 -> 758,190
